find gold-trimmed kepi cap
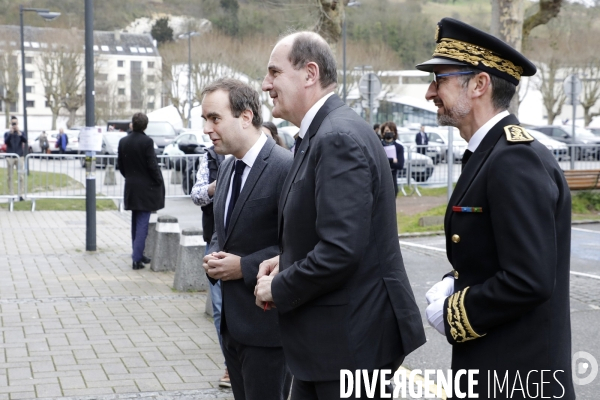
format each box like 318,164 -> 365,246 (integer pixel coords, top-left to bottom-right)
416,18 -> 536,85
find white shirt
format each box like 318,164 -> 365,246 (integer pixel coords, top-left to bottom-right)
223,133 -> 268,226
298,92 -> 335,139
467,110 -> 510,153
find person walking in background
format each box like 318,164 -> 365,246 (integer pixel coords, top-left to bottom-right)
380,121 -> 404,197
190,144 -> 229,388
118,113 -> 165,271
418,18 -> 574,398
373,123 -> 381,139
56,128 -> 69,155
261,121 -> 284,147
201,78 -> 293,400
39,131 -> 49,154
4,119 -> 27,201
415,124 -> 428,155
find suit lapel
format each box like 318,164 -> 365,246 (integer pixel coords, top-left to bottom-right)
277,94 -> 345,240
445,114 -> 519,258
223,139 -> 274,245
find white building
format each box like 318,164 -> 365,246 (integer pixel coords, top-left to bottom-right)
0,25 -> 161,133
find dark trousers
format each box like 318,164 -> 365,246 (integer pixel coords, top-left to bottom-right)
222,328 -> 292,400
291,361 -> 399,400
391,169 -> 398,197
131,210 -> 151,262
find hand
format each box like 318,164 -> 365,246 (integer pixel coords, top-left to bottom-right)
393,158 -> 397,163
204,252 -> 242,281
255,275 -> 275,310
207,180 -> 216,197
425,276 -> 454,305
257,255 -> 279,280
426,297 -> 447,336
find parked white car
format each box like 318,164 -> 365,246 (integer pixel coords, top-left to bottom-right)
162,131 -> 211,170
427,127 -> 468,163
28,129 -> 79,154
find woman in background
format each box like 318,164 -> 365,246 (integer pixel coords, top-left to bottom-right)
380,121 -> 404,197
261,121 -> 284,147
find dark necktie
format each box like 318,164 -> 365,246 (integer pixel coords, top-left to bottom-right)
294,136 -> 303,157
225,160 -> 246,232
461,150 -> 473,170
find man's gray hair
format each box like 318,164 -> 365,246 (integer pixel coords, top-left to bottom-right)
285,32 -> 337,89
202,78 -> 263,128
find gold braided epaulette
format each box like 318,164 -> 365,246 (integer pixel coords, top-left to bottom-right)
433,38 -> 524,81
447,287 -> 486,343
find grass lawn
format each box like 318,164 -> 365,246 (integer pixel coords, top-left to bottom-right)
398,204 -> 446,234
0,198 -> 117,211
0,167 -> 82,194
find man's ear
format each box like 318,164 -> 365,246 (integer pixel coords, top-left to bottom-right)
240,109 -> 254,128
471,72 -> 492,100
305,61 -> 320,87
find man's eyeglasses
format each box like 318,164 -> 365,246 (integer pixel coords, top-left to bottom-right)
432,71 -> 475,87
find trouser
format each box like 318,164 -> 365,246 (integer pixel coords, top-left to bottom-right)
131,210 -> 151,262
222,328 -> 292,400
6,157 -> 24,197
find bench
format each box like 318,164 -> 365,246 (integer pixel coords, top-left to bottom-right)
563,169 -> 600,190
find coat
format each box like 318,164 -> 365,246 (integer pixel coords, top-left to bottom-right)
118,131 -> 165,211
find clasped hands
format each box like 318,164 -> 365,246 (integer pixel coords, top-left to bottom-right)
203,252 -> 243,281
425,277 -> 454,336
254,255 -> 279,310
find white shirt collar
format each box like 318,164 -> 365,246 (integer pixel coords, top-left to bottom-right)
467,110 -> 510,153
298,92 -> 335,139
239,132 -> 268,168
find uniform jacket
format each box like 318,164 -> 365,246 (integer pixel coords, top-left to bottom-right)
210,138 -> 292,348
272,94 -> 426,381
443,114 -> 574,399
118,131 -> 165,211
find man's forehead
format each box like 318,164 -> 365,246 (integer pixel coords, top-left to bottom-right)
201,90 -> 230,115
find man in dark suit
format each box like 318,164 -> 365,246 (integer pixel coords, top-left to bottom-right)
415,125 -> 429,155
201,78 -> 293,400
255,32 -> 426,399
118,113 -> 165,270
417,18 -> 574,399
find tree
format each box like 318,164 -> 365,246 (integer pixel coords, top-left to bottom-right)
535,58 -> 566,125
523,0 -> 563,44
315,0 -> 343,51
0,51 -> 20,129
151,17 -> 173,46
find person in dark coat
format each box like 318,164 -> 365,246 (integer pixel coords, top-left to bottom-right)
380,121 -> 405,197
118,113 -> 165,270
417,18 -> 574,399
56,128 -> 69,155
415,124 -> 429,155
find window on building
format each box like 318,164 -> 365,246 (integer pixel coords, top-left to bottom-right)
25,71 -> 34,78
148,89 -> 155,96
97,73 -> 108,81
147,75 -> 155,82
148,62 -> 154,68
25,56 -> 33,64
118,88 -> 125,95
148,102 -> 155,110
45,100 -> 51,108
118,74 -> 125,82
25,86 -> 34,93
118,60 -> 124,67
26,100 -> 34,108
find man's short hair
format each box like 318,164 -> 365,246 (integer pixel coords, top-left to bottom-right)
286,32 -> 337,89
132,112 -> 149,132
202,78 -> 263,128
458,67 -> 516,111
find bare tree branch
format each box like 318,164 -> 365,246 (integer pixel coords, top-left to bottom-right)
523,0 -> 563,43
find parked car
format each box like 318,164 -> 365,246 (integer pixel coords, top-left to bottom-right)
534,125 -> 600,160
526,129 -> 569,161
394,141 -> 435,182
397,128 -> 445,165
162,131 -> 211,170
425,127 -> 468,163
28,129 -> 79,154
587,127 -> 600,136
78,130 -> 127,168
107,120 -> 178,156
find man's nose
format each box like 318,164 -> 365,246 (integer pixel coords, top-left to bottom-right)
261,76 -> 271,92
425,81 -> 437,101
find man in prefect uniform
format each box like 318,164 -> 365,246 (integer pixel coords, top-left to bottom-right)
418,18 -> 574,399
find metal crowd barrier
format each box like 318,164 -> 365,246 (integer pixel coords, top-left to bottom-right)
19,153 -> 202,212
0,153 -> 22,212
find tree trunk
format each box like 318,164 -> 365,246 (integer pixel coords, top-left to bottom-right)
523,0 -> 563,44
51,112 -> 58,130
491,0 -> 524,116
315,0 -> 344,52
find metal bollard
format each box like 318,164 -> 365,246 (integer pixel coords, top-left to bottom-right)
173,229 -> 208,292
150,215 -> 180,272
144,212 -> 158,260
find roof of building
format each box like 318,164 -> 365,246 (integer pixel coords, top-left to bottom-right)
0,25 -> 159,57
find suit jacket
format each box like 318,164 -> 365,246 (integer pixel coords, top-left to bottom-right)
415,131 -> 429,146
118,131 -> 165,211
210,137 -> 293,348
443,114 -> 574,399
272,94 -> 426,381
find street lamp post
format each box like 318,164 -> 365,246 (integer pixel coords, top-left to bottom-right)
19,5 -> 60,143
342,1 -> 360,104
178,32 -> 200,128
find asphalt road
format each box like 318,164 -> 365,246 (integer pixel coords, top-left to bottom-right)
400,224 -> 600,399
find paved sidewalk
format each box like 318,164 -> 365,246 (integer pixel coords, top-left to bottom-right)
0,211 -> 232,400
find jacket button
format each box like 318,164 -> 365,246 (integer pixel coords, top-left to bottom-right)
452,234 -> 461,243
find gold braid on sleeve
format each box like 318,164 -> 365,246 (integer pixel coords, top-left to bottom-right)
446,287 -> 486,343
